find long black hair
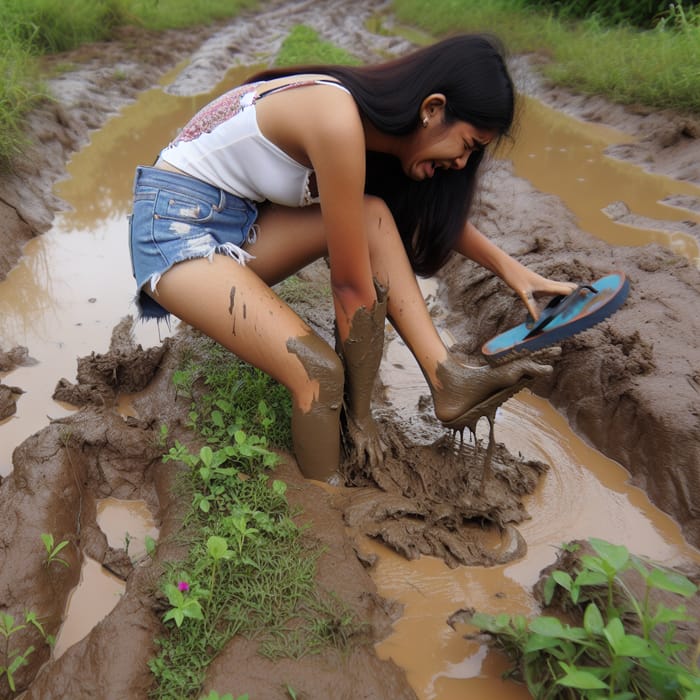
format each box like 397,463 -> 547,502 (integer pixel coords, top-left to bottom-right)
247,34 -> 515,276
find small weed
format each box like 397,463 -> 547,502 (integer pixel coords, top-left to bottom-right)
0,610 -> 54,692
40,532 -> 70,568
149,337 -> 360,699
162,579 -> 206,628
467,537 -> 700,698
199,691 -> 249,700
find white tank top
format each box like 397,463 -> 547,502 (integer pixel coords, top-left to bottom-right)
159,79 -> 351,207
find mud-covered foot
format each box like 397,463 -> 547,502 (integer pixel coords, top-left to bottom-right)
430,349 -> 560,431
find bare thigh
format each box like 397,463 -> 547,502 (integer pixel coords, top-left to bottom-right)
244,203 -> 328,285
147,254 -> 321,410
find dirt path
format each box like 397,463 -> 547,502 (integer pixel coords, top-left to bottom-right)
1,1 -> 699,697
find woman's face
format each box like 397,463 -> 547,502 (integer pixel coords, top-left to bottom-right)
400,98 -> 497,181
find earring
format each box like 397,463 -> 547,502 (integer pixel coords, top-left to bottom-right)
422,117 -> 429,128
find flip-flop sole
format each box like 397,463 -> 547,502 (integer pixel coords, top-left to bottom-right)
481,272 -> 629,362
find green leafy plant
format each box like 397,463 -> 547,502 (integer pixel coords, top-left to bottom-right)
0,610 -> 54,692
40,532 -> 70,568
199,691 -> 248,700
149,338 -> 360,699
0,613 -> 34,692
467,538 -> 700,698
145,534 -> 157,557
162,579 -> 206,629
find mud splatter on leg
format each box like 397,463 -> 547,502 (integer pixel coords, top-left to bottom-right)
228,286 -> 236,335
286,334 -> 344,481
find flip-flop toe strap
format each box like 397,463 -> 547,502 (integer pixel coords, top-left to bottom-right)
525,284 -> 597,338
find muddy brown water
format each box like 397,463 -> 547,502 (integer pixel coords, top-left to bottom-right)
1,61 -> 699,698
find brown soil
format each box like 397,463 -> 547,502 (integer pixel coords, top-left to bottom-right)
1,1 -> 699,697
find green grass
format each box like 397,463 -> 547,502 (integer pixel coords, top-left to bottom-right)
275,25 -> 362,67
127,0 -> 258,32
0,42 -> 43,170
0,0 -> 258,168
149,336 -> 367,699
0,0 -> 128,54
389,0 -> 700,113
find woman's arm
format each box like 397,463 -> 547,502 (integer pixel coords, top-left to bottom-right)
301,90 -> 377,340
455,221 -> 576,320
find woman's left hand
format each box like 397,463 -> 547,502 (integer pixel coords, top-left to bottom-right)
508,268 -> 577,321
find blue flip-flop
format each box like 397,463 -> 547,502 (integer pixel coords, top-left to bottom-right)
481,272 -> 630,362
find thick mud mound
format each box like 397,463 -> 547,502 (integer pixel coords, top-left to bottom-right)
440,159 -> 700,547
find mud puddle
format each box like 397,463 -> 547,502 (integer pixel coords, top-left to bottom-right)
1,39 -> 699,698
0,65 -> 254,477
374,318 -> 699,699
52,498 -> 158,658
503,96 -> 700,264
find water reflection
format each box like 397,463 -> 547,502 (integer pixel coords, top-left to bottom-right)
503,97 -> 700,262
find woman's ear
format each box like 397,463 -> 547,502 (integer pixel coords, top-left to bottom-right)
420,93 -> 447,125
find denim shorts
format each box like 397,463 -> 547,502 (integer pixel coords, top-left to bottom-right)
129,165 -> 258,319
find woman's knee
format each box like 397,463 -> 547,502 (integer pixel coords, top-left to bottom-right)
286,332 -> 344,411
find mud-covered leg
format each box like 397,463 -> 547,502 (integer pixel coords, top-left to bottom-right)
337,283 -> 388,470
145,253 -> 346,481
356,196 -> 558,432
286,333 -> 344,481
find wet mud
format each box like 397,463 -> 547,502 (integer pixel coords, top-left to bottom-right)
0,347 -> 32,418
0,0 -> 699,697
439,159 -> 700,547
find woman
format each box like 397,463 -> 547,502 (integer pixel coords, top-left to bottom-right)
129,34 -> 574,480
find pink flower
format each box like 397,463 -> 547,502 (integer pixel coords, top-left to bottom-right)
177,581 -> 190,592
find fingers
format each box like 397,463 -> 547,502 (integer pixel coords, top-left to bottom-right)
552,281 -> 578,295
521,289 -> 539,321
520,279 -> 576,318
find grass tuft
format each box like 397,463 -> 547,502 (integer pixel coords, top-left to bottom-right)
275,25 -> 362,67
390,0 -> 700,114
148,336 -> 365,699
0,0 -> 259,167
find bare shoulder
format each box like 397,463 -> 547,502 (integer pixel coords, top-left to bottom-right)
255,75 -> 364,165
